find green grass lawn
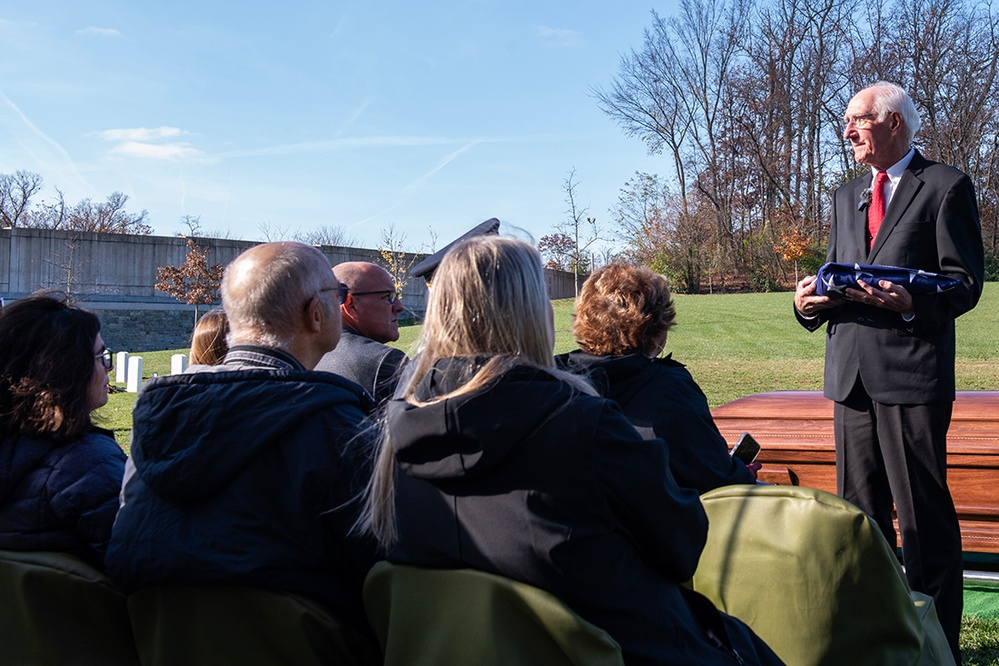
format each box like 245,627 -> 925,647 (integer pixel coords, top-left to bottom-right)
92,288 -> 999,663
96,287 -> 999,440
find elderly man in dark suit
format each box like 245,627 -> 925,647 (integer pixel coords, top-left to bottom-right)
794,81 -> 984,659
315,262 -> 408,405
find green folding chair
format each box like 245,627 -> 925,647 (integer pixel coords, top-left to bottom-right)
691,485 -> 954,666
127,585 -> 381,666
0,549 -> 139,666
363,562 -> 624,666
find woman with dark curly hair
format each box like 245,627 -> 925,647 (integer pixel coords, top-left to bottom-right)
0,293 -> 126,568
559,261 -> 757,494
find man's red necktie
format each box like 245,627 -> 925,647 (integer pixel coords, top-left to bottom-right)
868,171 -> 889,252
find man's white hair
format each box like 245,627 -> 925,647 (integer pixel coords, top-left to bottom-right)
866,81 -> 921,145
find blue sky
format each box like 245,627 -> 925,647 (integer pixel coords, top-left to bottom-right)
0,1 -> 676,253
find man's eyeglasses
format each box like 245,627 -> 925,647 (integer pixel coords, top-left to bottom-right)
843,113 -> 879,130
350,289 -> 402,303
308,284 -> 349,311
95,348 -> 113,371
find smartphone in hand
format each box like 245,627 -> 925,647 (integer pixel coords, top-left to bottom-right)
730,432 -> 761,464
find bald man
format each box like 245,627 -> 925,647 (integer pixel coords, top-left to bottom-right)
106,243 -> 379,656
315,261 -> 408,405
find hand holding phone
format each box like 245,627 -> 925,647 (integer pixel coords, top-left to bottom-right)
730,432 -> 761,465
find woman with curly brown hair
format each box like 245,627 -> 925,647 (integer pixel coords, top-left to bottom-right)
0,293 -> 125,568
559,261 -> 757,494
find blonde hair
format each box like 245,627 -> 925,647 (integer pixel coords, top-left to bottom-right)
361,235 -> 594,545
190,310 -> 230,365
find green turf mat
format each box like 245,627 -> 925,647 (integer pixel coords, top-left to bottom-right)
966,579 -> 999,620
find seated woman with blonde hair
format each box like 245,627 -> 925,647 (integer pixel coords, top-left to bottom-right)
560,261 -> 757,494
0,293 -> 126,569
362,236 -> 782,665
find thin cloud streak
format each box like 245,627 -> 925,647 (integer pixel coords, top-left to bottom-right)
214,133 -> 561,160
76,26 -> 121,37
109,141 -> 203,160
0,89 -> 94,195
404,143 -> 476,193
93,127 -> 190,142
346,143 -> 478,232
536,26 -> 584,48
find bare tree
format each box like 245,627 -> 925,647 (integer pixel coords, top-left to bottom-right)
256,221 -> 292,242
44,237 -> 83,302
889,0 -> 999,253
31,192 -> 153,234
553,169 -> 605,296
28,187 -> 68,229
176,215 -> 203,237
613,172 -> 718,293
293,224 -> 358,248
597,0 -> 999,288
595,0 -> 753,254
0,171 -> 43,227
377,224 -> 418,292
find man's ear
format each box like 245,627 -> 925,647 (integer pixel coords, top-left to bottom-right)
340,295 -> 358,328
304,296 -> 324,334
889,111 -> 904,134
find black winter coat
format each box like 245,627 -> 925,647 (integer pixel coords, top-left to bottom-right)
105,361 -> 378,630
559,351 -> 755,493
0,427 -> 125,568
386,358 -> 782,665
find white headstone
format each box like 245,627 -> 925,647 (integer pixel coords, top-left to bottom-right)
126,356 -> 144,393
115,351 -> 129,384
171,354 -> 188,375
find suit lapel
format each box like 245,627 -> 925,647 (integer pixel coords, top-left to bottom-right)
841,178 -> 870,261
869,152 -> 926,260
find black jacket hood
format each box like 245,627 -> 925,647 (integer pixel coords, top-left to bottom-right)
386,358 -> 574,481
131,368 -> 371,503
559,350 -> 686,405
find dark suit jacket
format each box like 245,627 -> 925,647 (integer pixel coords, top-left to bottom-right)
314,327 -> 408,405
797,151 -> 984,404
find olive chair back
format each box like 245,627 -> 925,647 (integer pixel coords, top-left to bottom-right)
0,549 -> 139,666
363,562 -> 624,666
127,585 -> 380,666
691,485 -> 954,666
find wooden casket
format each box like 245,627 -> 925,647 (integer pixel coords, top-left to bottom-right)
711,391 -> 999,554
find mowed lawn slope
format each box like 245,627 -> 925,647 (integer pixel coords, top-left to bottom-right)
98,287 -> 999,441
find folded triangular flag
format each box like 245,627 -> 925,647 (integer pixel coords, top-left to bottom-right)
815,262 -> 961,299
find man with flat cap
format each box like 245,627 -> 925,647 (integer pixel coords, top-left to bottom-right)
316,261 -> 408,405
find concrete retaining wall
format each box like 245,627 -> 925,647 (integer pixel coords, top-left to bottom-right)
1,228 -> 582,351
